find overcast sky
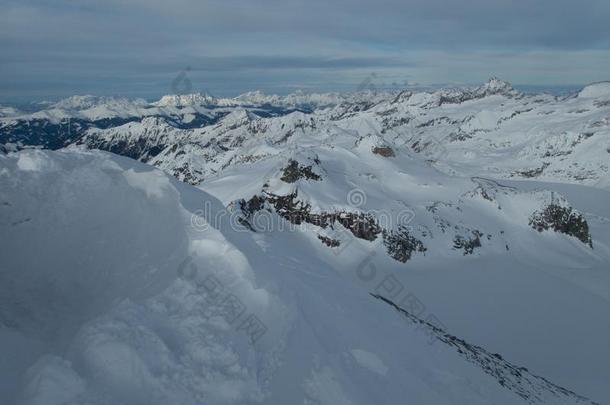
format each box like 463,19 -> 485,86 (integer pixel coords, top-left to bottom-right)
1,0 -> 609,101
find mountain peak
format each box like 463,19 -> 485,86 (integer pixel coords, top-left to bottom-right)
477,77 -> 514,96
155,92 -> 218,107
51,95 -> 106,110
219,108 -> 259,126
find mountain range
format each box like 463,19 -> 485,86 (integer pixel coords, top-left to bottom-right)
1,78 -> 609,404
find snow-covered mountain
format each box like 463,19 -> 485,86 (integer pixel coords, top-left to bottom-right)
2,149 -> 609,404
0,92 -> 317,151
0,105 -> 21,118
4,78 -> 607,188
154,90 -> 363,110
2,79 -> 610,404
75,116 -> 190,162
147,79 -> 609,189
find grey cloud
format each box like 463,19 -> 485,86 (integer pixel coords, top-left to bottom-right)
1,0 -> 609,101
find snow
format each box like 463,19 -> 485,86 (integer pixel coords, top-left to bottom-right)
2,78 -> 610,404
153,91 -> 348,110
578,81 -> 610,98
3,78 -> 609,191
19,355 -> 86,405
0,105 -> 20,118
16,150 -> 57,172
197,115 -> 610,403
123,168 -> 174,199
303,366 -> 353,405
350,349 -> 388,376
3,149 -> 604,404
92,79 -> 608,189
155,93 -> 220,107
476,76 -> 515,96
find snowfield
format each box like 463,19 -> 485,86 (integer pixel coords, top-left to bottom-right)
1,148 -> 609,405
1,79 -> 610,404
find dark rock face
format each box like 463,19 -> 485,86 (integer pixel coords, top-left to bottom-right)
453,230 -> 483,255
0,117 -> 139,150
512,164 -> 547,178
239,194 -> 266,215
529,204 -> 593,247
237,192 -> 382,241
264,192 -> 382,241
333,212 -> 382,241
280,159 -> 321,183
238,193 -> 429,264
78,137 -> 167,162
371,293 -> 599,405
317,234 -> 341,247
382,226 -> 426,262
372,146 -> 395,157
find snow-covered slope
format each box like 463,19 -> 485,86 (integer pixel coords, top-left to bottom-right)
0,105 -> 20,118
2,78 -> 610,404
196,122 -> 610,402
73,116 -> 190,162
1,149 -> 606,405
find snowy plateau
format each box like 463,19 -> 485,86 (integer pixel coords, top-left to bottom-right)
1,78 -> 610,405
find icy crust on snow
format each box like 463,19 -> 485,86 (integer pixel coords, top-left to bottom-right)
1,149 -> 602,405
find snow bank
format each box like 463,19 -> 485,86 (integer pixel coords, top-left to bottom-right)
0,150 -> 191,402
